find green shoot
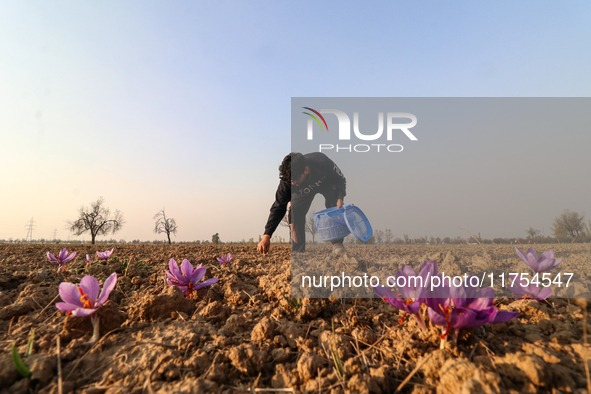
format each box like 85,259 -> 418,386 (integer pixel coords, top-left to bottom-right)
25,329 -> 35,357
136,259 -> 152,269
11,342 -> 31,378
124,259 -> 130,277
283,296 -> 302,310
331,320 -> 344,380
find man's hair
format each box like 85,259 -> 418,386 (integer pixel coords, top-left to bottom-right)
279,153 -> 306,182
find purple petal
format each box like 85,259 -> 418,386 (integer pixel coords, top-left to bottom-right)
96,273 -> 117,307
541,250 -> 555,260
406,300 -> 422,314
86,254 -> 91,262
194,277 -> 219,290
509,284 -> 526,297
168,258 -> 182,280
450,284 -> 468,308
59,282 -> 84,306
427,306 -> 448,327
58,249 -> 68,261
537,256 -> 561,272
372,285 -> 396,299
180,259 -> 194,278
536,286 -> 552,300
216,257 -> 224,264
80,276 -> 100,304
373,286 -> 406,310
525,249 -> 542,271
492,311 -> 520,324
419,260 -> 437,285
396,273 -> 416,300
467,297 -> 492,311
55,302 -> 80,313
227,253 -> 232,261
165,270 -> 178,282
400,264 -> 417,277
516,246 -> 538,271
63,251 -> 76,263
525,247 -> 539,261
450,307 -> 480,328
47,252 -> 57,262
191,266 -> 206,284
71,308 -> 97,317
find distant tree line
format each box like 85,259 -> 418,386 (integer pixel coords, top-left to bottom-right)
6,202 -> 588,245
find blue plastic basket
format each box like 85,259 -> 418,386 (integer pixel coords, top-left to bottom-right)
313,204 -> 373,242
313,206 -> 351,242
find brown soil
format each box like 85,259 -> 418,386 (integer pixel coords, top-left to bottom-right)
0,243 -> 590,393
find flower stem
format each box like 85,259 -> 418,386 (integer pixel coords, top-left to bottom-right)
440,327 -> 447,349
412,313 -> 427,331
90,314 -> 100,343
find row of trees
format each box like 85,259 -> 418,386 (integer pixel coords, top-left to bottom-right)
66,197 -> 178,244
304,210 -> 591,245
12,197 -> 586,245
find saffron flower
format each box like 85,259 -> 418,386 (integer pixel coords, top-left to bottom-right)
86,254 -> 91,263
509,282 -> 552,301
166,258 -> 219,299
216,253 -> 232,265
47,249 -> 77,272
515,247 -> 562,272
96,248 -> 114,261
55,273 -> 117,343
426,277 -> 519,348
372,260 -> 437,331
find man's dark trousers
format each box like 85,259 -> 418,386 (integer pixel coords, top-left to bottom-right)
290,185 -> 344,252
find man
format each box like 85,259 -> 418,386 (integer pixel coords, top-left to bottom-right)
257,152 -> 347,254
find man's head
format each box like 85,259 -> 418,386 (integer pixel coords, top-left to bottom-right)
279,153 -> 308,185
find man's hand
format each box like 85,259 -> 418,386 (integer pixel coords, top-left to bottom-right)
257,234 -> 271,253
336,199 -> 344,209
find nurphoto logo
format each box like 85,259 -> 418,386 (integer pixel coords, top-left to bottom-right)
302,107 -> 418,153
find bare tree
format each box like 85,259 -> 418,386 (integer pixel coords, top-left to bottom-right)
153,208 -> 178,245
68,197 -> 124,244
384,229 -> 393,244
525,227 -> 541,239
305,214 -> 317,244
553,209 -> 585,238
374,230 -> 384,244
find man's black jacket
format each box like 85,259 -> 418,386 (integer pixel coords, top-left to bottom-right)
264,152 -> 346,237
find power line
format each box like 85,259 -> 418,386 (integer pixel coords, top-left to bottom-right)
52,228 -> 58,241
24,217 -> 37,242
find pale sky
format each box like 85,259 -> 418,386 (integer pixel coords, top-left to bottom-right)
1,2 -> 590,242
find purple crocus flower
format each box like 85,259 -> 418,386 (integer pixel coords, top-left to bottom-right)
166,258 -> 219,299
56,273 -> 117,316
55,273 -> 117,343
509,282 -> 552,301
47,249 -> 77,272
96,248 -> 114,261
515,247 -> 562,272
86,254 -> 91,263
216,253 -> 232,265
373,260 -> 437,331
426,276 -> 519,347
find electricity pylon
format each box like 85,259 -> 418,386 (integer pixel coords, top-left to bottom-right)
24,217 -> 36,242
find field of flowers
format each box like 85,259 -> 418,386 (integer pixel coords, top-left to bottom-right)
0,243 -> 590,393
